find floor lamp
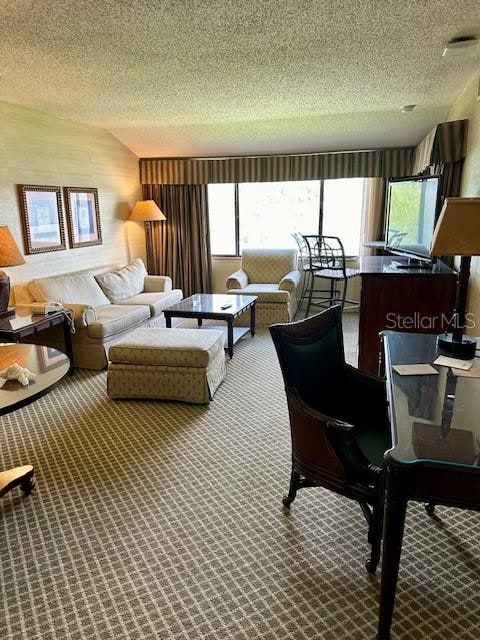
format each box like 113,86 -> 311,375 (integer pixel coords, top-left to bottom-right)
129,200 -> 166,274
430,197 -> 480,360
0,225 -> 25,319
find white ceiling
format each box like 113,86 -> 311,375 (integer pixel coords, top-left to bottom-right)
1,1 -> 479,158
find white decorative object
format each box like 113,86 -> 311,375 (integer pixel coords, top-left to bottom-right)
0,363 -> 36,386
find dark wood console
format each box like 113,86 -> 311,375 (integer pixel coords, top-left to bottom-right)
358,256 -> 457,375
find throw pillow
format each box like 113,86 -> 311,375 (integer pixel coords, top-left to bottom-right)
95,258 -> 147,303
29,273 -> 111,307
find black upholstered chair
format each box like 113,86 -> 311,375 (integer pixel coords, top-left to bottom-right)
269,305 -> 391,573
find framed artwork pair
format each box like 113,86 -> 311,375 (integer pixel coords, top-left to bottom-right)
18,185 -> 102,254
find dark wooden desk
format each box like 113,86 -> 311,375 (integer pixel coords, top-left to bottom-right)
377,331 -> 480,639
0,310 -> 74,372
358,257 -> 456,375
0,343 -> 70,499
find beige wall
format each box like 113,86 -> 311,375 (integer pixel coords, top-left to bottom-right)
447,76 -> 480,334
0,101 -> 144,286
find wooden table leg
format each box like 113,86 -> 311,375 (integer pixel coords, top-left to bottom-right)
0,465 -> 35,499
165,314 -> 172,328
227,319 -> 234,359
250,303 -> 256,337
377,466 -> 408,640
197,318 -> 203,327
62,316 -> 75,374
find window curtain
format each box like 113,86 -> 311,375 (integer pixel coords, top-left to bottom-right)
142,184 -> 212,297
140,147 -> 415,185
360,178 -> 386,256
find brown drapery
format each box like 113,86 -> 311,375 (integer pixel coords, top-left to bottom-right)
139,147 -> 415,185
360,178 -> 387,256
143,184 -> 212,297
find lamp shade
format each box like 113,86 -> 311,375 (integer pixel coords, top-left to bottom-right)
431,197 -> 480,256
129,200 -> 166,222
0,226 -> 25,267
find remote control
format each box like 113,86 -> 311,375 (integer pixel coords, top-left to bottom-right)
221,303 -> 232,309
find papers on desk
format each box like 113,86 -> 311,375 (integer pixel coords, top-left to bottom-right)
433,355 -> 473,371
393,364 -> 439,376
451,367 -> 480,378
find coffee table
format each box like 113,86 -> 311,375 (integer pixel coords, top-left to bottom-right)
164,294 -> 257,358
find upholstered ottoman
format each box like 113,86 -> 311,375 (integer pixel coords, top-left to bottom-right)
107,327 -> 226,404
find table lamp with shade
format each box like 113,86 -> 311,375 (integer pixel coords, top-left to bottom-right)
129,200 -> 166,273
0,225 -> 25,319
430,197 -> 480,360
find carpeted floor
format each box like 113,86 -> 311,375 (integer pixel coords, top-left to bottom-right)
1,314 -> 479,639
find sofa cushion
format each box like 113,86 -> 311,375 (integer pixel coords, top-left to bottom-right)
120,289 -> 183,315
228,284 -> 290,303
29,272 -> 110,307
86,304 -> 150,339
95,258 -> 147,303
109,327 -> 224,368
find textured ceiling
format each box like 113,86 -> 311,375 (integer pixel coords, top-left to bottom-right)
1,0 -> 480,157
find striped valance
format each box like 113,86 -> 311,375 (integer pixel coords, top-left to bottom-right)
412,119 -> 468,174
140,147 -> 415,185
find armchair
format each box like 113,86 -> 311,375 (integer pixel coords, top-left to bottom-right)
226,248 -> 300,326
269,305 -> 391,573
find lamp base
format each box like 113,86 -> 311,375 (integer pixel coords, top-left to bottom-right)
437,333 -> 477,360
0,270 -> 12,319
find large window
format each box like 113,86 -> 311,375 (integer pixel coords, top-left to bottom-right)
208,178 -> 365,256
323,178 -> 365,256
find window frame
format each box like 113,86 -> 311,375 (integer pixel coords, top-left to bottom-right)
208,179 -> 362,258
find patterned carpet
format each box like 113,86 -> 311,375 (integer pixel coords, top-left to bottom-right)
1,314 -> 479,639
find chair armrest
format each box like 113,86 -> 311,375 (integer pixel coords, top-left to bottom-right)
287,389 -> 382,483
143,275 -> 173,293
63,304 -> 97,327
226,269 -> 248,290
279,270 -> 301,294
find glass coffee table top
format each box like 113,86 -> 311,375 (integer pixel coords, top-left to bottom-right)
165,293 -> 256,315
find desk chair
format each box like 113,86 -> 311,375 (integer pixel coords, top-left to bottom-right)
270,306 -> 391,573
302,235 -> 359,317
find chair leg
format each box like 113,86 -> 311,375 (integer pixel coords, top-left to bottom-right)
329,279 -> 334,306
366,500 -> 384,574
300,269 -> 309,301
305,274 -> 315,318
425,503 -> 435,516
340,278 -> 348,312
283,469 -> 301,508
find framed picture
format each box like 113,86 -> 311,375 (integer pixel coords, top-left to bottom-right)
64,187 -> 102,248
18,185 -> 66,254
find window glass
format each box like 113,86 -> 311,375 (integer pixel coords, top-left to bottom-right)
238,181 -> 320,251
323,178 -> 365,256
208,183 -> 236,255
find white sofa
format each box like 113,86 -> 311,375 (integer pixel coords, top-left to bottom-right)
12,259 -> 183,370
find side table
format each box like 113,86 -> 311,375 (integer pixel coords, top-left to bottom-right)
0,309 -> 74,373
0,342 -> 70,499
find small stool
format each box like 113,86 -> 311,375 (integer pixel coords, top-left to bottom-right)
107,327 -> 226,404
